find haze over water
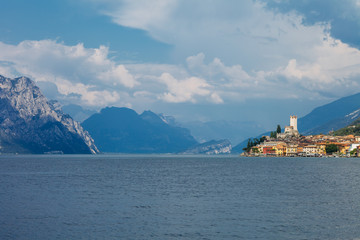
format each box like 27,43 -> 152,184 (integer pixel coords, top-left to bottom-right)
1,155 -> 360,239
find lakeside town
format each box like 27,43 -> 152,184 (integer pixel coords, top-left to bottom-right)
242,116 -> 360,157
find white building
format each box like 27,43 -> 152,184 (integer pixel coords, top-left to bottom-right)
290,115 -> 298,131
278,115 -> 300,138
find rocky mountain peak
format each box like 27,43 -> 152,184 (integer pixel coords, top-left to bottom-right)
0,75 -> 99,154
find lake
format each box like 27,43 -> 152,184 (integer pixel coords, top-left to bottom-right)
1,155 -> 360,239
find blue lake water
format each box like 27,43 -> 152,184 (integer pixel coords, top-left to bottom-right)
1,155 -> 360,239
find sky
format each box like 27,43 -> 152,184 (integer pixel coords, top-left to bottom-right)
1,0 -> 360,130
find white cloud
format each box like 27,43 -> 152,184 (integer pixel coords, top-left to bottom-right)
0,40 -> 137,107
86,0 -> 360,99
98,65 -> 137,88
158,72 -> 222,103
182,34 -> 360,100
277,34 -> 360,94
0,40 -> 228,108
87,0 -> 327,70
102,0 -> 178,31
2,33 -> 360,109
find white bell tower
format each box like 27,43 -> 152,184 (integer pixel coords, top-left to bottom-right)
290,115 -> 297,131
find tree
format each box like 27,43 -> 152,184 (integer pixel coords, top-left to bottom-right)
276,124 -> 281,134
325,144 -> 338,155
243,139 -> 253,152
243,136 -> 267,153
270,131 -> 277,138
252,147 -> 259,154
350,149 -> 358,157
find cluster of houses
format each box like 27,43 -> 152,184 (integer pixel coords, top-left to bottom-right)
243,116 -> 360,157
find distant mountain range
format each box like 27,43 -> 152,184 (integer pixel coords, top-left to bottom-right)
180,120 -> 266,145
0,75 -> 98,154
62,104 -> 97,122
65,105 -> 264,145
3,74 -> 360,155
82,107 -> 199,153
0,75 -> 232,155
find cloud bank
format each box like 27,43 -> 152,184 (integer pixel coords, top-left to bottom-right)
86,0 -> 328,70
263,0 -> 360,49
0,40 -> 138,106
0,40 -> 221,107
2,1 -> 360,121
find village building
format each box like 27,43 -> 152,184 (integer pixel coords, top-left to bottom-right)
275,142 -> 287,156
286,144 -> 298,156
244,114 -> 360,157
302,145 -> 318,157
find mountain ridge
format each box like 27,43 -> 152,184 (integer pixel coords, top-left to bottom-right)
82,107 -> 198,153
298,92 -> 360,134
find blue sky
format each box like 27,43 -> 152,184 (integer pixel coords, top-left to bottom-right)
1,0 -> 360,130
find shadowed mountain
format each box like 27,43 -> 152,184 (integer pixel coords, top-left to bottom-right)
82,107 -> 198,153
298,93 -> 360,135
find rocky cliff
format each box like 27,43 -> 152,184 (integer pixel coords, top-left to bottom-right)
182,139 -> 232,154
0,75 -> 98,154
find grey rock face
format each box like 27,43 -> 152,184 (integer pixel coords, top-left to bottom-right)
0,75 -> 99,154
183,139 -> 232,155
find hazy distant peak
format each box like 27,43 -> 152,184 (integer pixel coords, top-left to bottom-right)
140,110 -> 166,126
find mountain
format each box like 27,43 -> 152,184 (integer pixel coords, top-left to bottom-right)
0,75 -> 98,154
82,107 -> 198,153
182,139 -> 232,154
181,120 -> 266,145
62,104 -> 97,122
298,93 -> 360,134
333,118 -> 360,136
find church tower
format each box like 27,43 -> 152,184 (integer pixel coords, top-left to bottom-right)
290,115 -> 297,131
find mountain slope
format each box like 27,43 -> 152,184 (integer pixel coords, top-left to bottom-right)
82,107 -> 198,153
333,117 -> 360,136
62,104 -> 97,122
0,75 -> 98,154
298,93 -> 360,134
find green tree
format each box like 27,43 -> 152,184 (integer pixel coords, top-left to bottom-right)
243,136 -> 267,153
276,124 -> 281,134
243,139 -> 253,152
350,149 -> 358,156
252,147 -> 259,154
270,131 -> 277,138
325,144 -> 339,155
